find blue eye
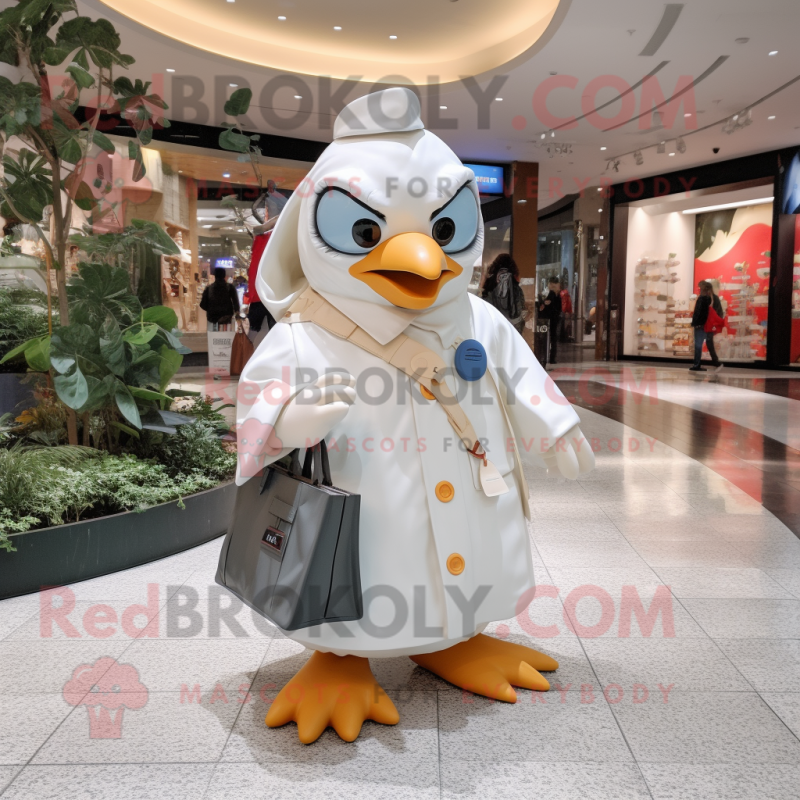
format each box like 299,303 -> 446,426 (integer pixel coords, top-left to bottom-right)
315,189 -> 384,254
431,187 -> 479,253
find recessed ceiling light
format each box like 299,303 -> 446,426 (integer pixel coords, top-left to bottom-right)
598,208 -> 603,213
684,112 -> 692,117
597,187 -> 603,192
768,115 -> 776,120
278,15 -> 286,20
518,199 -> 527,204
490,226 -> 498,230
229,83 -> 238,88
769,50 -> 778,56
669,152 -> 675,156
294,95 -> 302,99
178,170 -> 183,174
166,68 -> 175,73
600,146 -> 607,151
389,35 -> 398,39
440,105 -> 448,110
203,224 -> 213,228
496,97 -> 503,102
333,26 -> 342,30
222,172 -> 231,178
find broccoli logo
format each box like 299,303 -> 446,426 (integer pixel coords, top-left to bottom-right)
63,657 -> 148,739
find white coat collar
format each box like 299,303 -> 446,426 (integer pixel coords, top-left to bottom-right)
318,289 -> 472,349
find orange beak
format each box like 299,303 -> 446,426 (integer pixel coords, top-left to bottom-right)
349,232 -> 463,310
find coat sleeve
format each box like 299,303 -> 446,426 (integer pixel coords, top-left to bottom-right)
474,296 -> 581,468
234,322 -> 300,484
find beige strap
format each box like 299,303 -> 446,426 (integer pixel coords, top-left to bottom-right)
286,288 -> 480,452
283,288 -> 529,505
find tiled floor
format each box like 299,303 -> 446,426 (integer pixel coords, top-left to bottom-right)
2,370 -> 800,798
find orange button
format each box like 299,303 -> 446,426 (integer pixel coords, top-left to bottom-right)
447,553 -> 465,575
435,481 -> 455,502
420,384 -> 436,401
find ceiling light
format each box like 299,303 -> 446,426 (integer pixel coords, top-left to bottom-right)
669,152 -> 675,157
768,115 -> 776,120
294,95 -> 302,99
440,106 -> 448,110
518,199 -> 528,204
597,187 -> 603,192
166,68 -> 175,73
222,172 -> 231,178
389,35 -> 398,39
600,146 -> 607,151
769,50 -> 778,56
551,131 -> 555,138
676,136 -> 686,154
229,83 -> 238,87
682,197 -> 774,215
278,16 -> 286,20
203,224 -> 213,229
496,97 -> 503,101
684,112 -> 692,118
540,133 -> 546,140
598,208 -> 603,213
178,170 -> 183,173
490,226 -> 497,230
333,26 -> 342,30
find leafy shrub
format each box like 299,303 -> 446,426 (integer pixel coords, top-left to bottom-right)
0,288 -> 53,372
0,441 -> 236,550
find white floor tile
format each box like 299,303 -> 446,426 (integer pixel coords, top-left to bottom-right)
31,691 -> 241,764
205,761 -> 440,800
715,640 -> 800,692
0,694 -> 74,764
581,638 -> 752,692
680,598 -> 800,638
612,692 -> 800,763
640,763 -> 800,800
441,762 -> 651,799
1,764 -> 215,800
651,567 -> 793,599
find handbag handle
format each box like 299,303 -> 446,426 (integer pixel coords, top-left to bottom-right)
294,441 -> 333,487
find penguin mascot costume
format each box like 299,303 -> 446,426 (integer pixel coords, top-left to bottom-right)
232,87 -> 594,743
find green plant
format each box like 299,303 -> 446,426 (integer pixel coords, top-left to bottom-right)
0,287 -> 53,370
1,262 -> 185,446
0,442 -> 236,547
0,0 -> 169,326
218,88 -> 262,189
69,219 -> 180,276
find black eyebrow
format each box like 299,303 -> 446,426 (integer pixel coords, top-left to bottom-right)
430,180 -> 472,221
317,185 -> 386,221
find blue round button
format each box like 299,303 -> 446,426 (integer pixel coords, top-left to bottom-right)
455,339 -> 487,382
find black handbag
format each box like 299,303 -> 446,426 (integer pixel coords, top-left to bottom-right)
215,442 -> 363,631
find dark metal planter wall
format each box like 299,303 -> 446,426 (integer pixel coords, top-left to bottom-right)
0,481 -> 236,600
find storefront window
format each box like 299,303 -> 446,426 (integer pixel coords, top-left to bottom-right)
623,186 -> 773,362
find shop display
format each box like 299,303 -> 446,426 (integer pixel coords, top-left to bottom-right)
225,87 -> 594,744
633,253 -> 683,354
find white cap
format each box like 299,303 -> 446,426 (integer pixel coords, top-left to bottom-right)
333,87 -> 424,140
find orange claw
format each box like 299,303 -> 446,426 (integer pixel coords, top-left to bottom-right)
410,633 -> 557,702
265,651 -> 399,743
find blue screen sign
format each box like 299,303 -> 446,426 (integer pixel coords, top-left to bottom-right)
464,163 -> 504,195
214,257 -> 236,270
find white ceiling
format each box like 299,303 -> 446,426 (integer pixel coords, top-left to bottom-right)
14,0 -> 800,208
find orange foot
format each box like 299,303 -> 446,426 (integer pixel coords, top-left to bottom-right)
410,633 -> 558,702
265,651 -> 399,744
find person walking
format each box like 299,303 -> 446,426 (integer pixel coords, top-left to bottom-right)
480,253 -> 526,333
200,267 -> 240,327
706,281 -> 725,372
538,276 -> 563,365
689,281 -> 722,372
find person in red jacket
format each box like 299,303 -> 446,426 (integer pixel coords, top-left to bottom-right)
559,285 -> 573,343
246,221 -> 278,341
